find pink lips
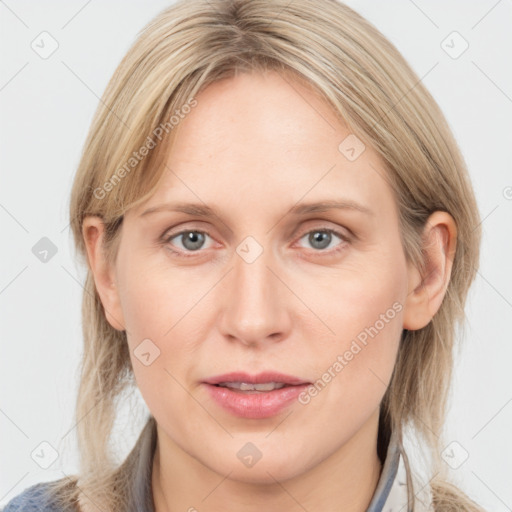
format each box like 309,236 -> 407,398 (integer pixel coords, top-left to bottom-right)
202,371 -> 310,419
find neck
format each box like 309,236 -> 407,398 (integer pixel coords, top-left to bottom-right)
152,410 -> 383,512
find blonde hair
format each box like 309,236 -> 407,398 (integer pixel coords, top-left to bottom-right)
47,0 -> 484,510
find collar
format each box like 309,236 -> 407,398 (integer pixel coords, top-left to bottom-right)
127,416 -> 433,512
368,428 -> 434,511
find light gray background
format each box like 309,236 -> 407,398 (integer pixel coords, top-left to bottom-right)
1,0 -> 511,509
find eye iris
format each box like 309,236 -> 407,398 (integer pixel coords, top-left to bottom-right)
181,231 -> 205,251
309,231 -> 331,250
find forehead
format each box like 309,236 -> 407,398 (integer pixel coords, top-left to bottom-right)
133,70 -> 396,219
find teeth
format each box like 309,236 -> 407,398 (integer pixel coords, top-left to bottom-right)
217,382 -> 287,391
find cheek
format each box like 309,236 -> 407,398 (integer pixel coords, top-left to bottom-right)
115,253 -> 213,408
114,255 -> 177,390
295,290 -> 403,444
116,248 -> 190,339
301,246 -> 407,407
311,246 -> 407,348
120,277 -> 171,340
334,302 -> 403,399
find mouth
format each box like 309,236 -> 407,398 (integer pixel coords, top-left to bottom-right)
213,381 -> 293,392
204,371 -> 309,386
202,371 -> 311,418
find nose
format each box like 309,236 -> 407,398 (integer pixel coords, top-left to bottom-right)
218,243 -> 292,348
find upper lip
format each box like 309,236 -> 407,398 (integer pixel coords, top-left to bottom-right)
203,371 -> 310,386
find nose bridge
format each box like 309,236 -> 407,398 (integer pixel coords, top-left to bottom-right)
220,240 -> 289,346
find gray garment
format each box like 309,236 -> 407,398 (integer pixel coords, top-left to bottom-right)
1,416 -> 401,511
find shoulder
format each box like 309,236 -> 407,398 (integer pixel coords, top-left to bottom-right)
1,480 -> 75,512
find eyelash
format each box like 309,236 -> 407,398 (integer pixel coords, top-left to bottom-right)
160,226 -> 351,259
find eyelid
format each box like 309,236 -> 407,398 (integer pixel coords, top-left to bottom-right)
160,220 -> 218,242
294,220 -> 352,241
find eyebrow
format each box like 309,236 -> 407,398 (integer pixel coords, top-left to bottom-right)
140,199 -> 373,218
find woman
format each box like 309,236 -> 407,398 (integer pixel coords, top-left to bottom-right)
2,0 -> 485,510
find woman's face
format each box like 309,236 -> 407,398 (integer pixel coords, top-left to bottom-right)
103,70 -> 413,482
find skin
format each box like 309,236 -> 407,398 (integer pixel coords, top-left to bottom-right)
82,70 -> 456,512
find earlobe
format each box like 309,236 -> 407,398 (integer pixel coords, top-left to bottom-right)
402,211 -> 457,331
82,216 -> 126,332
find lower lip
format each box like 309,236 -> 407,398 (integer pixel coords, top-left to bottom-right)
203,383 -> 309,419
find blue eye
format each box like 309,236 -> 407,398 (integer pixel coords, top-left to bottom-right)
165,230 -> 212,253
162,227 -> 349,258
297,229 -> 348,252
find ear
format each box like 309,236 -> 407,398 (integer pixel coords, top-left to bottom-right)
403,211 -> 457,330
82,216 -> 126,331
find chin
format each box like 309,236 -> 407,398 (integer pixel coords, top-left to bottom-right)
222,465 -> 300,485
204,450 -> 309,485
